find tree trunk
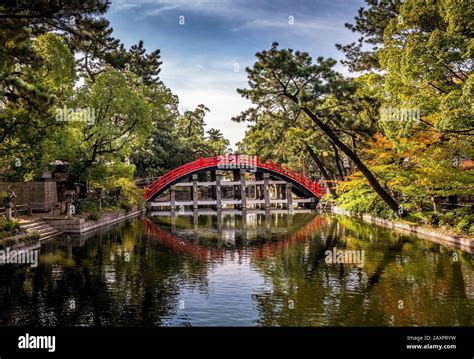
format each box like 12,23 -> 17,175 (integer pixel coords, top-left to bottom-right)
301,107 -> 403,217
431,196 -> 439,214
304,142 -> 338,198
330,140 -> 346,180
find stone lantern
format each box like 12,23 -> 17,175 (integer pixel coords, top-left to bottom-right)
96,187 -> 104,210
64,190 -> 76,218
3,192 -> 16,220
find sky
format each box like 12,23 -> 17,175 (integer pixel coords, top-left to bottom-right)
106,0 -> 365,148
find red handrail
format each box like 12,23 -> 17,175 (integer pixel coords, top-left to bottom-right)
144,155 -> 326,200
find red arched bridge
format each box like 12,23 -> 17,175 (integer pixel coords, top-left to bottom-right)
144,155 -> 326,210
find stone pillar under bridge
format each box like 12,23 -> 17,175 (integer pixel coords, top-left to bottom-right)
191,174 -> 198,210
263,172 -> 270,209
254,172 -> 263,209
286,183 -> 293,210
232,170 -> 241,209
240,169 -> 247,209
211,170 -> 222,210
170,185 -> 176,211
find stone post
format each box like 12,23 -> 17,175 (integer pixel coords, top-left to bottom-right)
232,170 -> 240,209
170,185 -> 176,211
286,183 -> 293,210
192,174 -> 198,210
4,192 -> 16,220
64,190 -> 76,219
212,170 -> 222,210
240,169 -> 247,209
96,187 -> 104,210
263,172 -> 270,209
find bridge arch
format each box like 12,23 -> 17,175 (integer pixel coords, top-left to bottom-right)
144,214 -> 326,260
144,155 -> 326,207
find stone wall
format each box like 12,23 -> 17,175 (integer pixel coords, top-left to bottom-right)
332,206 -> 473,253
45,210 -> 142,234
0,181 -> 58,212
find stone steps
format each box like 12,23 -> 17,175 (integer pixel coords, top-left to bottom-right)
18,218 -> 62,240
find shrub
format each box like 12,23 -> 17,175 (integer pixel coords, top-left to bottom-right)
105,177 -> 145,213
0,218 -> 20,232
414,212 -> 441,226
336,186 -> 393,219
438,208 -> 474,236
74,198 -> 99,214
0,219 -> 21,239
87,211 -> 102,221
469,224 -> 474,237
0,231 -> 39,249
119,199 -> 133,213
28,232 -> 41,241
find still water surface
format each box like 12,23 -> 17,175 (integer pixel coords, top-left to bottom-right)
0,212 -> 472,326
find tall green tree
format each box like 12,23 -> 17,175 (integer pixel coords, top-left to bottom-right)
336,0 -> 402,71
0,33 -> 76,179
0,0 -> 110,178
235,43 -> 403,216
380,0 -> 473,135
176,104 -> 210,158
206,128 -> 231,155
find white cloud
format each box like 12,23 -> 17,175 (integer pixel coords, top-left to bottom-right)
108,0 -> 362,148
111,0 -> 243,18
177,88 -> 251,148
109,0 -> 142,12
160,58 -> 252,148
232,17 -> 347,33
146,4 -> 181,15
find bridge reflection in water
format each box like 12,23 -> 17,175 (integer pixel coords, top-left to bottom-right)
145,210 -> 328,262
1,211 -> 472,327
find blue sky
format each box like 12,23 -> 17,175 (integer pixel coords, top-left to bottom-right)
107,0 -> 364,147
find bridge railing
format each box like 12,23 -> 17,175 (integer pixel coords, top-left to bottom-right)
144,157 -> 219,199
144,155 -> 324,200
257,158 -> 324,195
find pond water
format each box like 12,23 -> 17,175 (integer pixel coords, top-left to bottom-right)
0,212 -> 472,326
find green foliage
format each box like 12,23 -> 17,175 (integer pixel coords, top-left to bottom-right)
438,208 -> 474,236
27,232 -> 41,242
106,178 -> 144,208
0,33 -> 76,180
1,0 -> 228,191
118,200 -> 133,213
380,0 -> 473,135
337,185 -> 394,219
408,209 -> 474,237
0,219 -> 21,238
87,211 -> 102,221
133,103 -> 231,177
184,0 -> 474,231
74,198 -> 100,214
206,128 -> 231,155
54,67 -> 154,190
235,41 -> 405,214
0,231 -> 40,248
336,0 -> 402,71
1,0 -> 470,238
0,1 -> 109,180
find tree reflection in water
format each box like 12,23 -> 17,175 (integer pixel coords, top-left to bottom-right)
0,212 -> 471,326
